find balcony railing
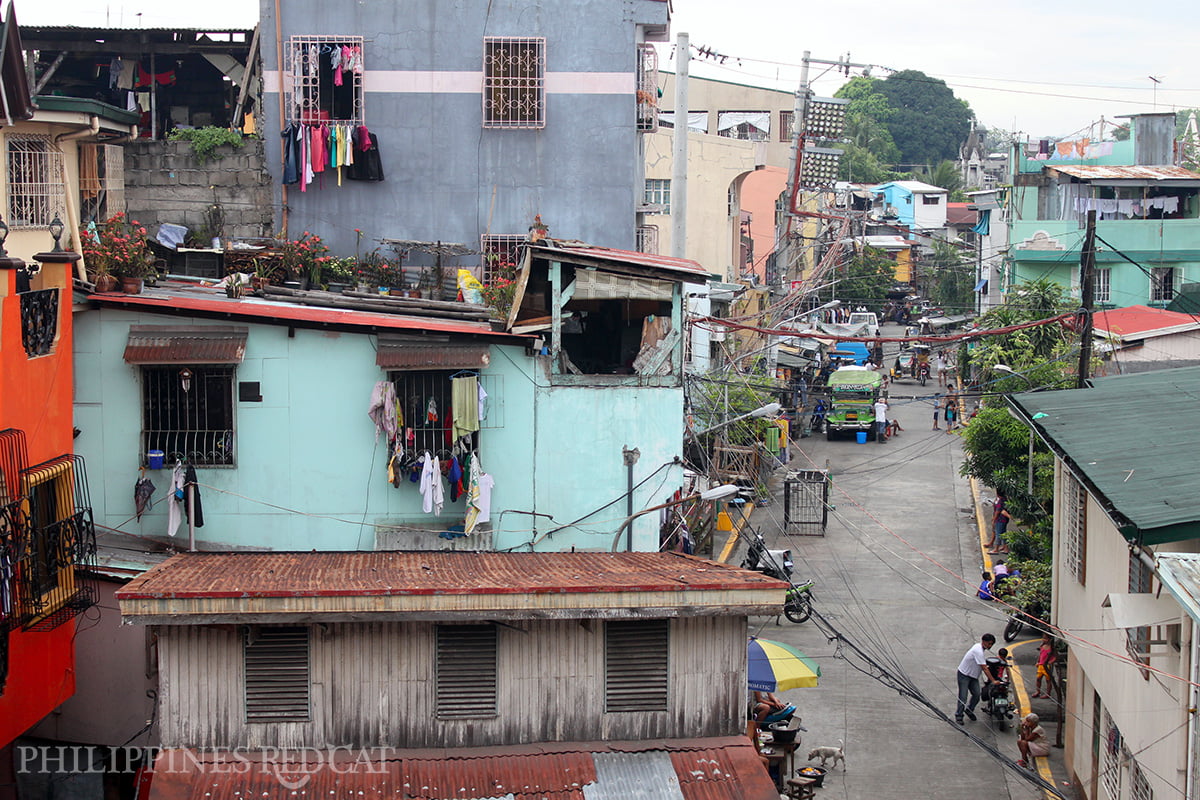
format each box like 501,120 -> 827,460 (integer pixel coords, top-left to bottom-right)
19,288 -> 59,357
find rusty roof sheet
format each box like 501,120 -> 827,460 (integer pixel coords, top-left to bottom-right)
1048,164 -> 1200,182
376,340 -> 491,370
117,551 -> 784,600
123,325 -> 248,364
147,739 -> 778,800
532,242 -> 710,279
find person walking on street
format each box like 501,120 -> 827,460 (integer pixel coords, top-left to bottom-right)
956,633 -> 995,723
989,493 -> 1012,555
944,385 -> 959,432
1017,712 -> 1051,767
936,351 -> 948,387
873,398 -> 888,443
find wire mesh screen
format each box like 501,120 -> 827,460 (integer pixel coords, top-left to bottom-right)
6,135 -> 66,228
783,470 -> 830,536
284,35 -> 365,125
141,365 -> 236,466
482,37 -> 546,128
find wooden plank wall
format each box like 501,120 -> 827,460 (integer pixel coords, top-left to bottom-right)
156,616 -> 748,749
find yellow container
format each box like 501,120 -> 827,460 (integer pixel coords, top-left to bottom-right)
716,511 -> 733,531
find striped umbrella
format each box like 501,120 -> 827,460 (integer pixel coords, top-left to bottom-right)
747,636 -> 821,691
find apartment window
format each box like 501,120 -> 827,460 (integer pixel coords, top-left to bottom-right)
436,624 -> 498,719
1128,553 -> 1154,672
1150,267 -> 1175,303
636,225 -> 659,255
244,627 -> 310,722
1101,711 -> 1122,800
1061,471 -> 1087,584
6,135 -> 66,228
385,367 -> 499,455
644,178 -> 671,215
284,35 -> 365,125
483,37 -> 545,129
716,111 -> 770,142
605,620 -> 668,712
1130,760 -> 1153,800
480,234 -> 525,284
78,144 -> 125,224
779,110 -> 795,143
1095,267 -> 1111,304
636,43 -> 658,132
658,110 -> 708,133
141,365 -> 236,466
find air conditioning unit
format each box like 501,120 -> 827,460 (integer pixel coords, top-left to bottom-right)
709,330 -> 727,342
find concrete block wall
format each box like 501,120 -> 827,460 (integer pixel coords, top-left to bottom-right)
123,140 -> 274,242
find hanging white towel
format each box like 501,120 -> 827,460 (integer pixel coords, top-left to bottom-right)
166,463 -> 185,537
419,453 -> 443,515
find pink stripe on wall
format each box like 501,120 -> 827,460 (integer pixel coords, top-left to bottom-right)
263,71 -> 633,95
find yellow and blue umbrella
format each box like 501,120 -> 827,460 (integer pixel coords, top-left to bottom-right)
748,636 -> 821,691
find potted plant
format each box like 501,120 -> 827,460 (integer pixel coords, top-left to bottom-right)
225,273 -> 247,299
480,256 -> 519,320
277,230 -> 330,290
82,213 -> 154,293
322,256 -> 356,292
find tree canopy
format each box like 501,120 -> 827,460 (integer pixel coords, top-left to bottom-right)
834,70 -> 975,176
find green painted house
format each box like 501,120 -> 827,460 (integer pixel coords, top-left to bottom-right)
1008,113 -> 1200,308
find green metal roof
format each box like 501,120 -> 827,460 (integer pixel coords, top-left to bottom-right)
34,95 -> 140,125
1009,366 -> 1200,546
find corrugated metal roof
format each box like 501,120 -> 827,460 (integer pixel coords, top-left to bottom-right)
92,292 -> 518,340
376,340 -> 491,370
1092,305 -> 1200,339
1048,164 -> 1200,182
117,551 -> 784,599
147,739 -> 777,800
1010,366 -> 1200,545
1155,553 -> 1200,624
532,243 -> 710,279
123,325 -> 248,364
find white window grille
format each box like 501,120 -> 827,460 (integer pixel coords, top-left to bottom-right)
1062,471 -> 1087,584
1130,759 -> 1153,800
6,135 -> 66,228
284,35 -> 365,125
643,178 -> 671,215
1150,267 -> 1176,303
636,225 -> 659,255
1095,267 -> 1111,304
480,234 -> 525,284
779,110 -> 795,143
1101,712 -> 1123,800
483,37 -> 545,129
636,43 -> 658,132
79,143 -> 125,224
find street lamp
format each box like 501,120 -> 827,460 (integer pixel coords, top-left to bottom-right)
996,365 -> 1036,494
692,402 -> 782,438
611,484 -> 740,552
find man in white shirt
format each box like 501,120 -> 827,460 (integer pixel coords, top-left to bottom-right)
873,399 -> 888,443
955,633 -> 995,723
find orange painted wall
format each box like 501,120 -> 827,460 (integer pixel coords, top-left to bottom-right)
0,259 -> 79,748
739,167 -> 788,282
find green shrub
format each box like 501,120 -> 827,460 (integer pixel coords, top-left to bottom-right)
168,126 -> 245,164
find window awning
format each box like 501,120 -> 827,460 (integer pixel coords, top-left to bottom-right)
1102,592 -> 1180,628
376,335 -> 491,370
123,326 -> 248,364
974,278 -> 989,292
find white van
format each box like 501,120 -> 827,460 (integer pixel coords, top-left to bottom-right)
848,312 -> 880,337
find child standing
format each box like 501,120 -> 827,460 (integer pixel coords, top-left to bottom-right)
1033,634 -> 1057,698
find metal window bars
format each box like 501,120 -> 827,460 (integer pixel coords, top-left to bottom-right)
19,288 -> 59,358
141,365 -> 236,466
483,37 -> 546,129
636,225 -> 659,255
480,235 -> 525,283
284,35 -> 365,126
636,43 -> 658,132
5,135 -> 66,228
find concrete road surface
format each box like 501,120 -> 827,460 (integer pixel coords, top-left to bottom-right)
740,323 -> 1067,800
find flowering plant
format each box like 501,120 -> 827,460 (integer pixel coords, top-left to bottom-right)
277,230 -> 331,285
353,248 -> 405,288
82,212 -> 154,278
480,258 -> 518,319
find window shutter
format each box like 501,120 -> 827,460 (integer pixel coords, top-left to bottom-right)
436,624 -> 498,719
605,620 -> 669,712
244,627 -> 310,722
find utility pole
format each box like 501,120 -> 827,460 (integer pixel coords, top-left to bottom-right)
1077,210 -> 1097,388
671,32 -> 689,260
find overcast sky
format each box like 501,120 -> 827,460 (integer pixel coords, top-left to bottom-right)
21,0 -> 1200,139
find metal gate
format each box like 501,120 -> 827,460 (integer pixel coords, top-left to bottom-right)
783,470 -> 830,536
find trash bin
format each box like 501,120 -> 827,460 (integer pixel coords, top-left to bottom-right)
147,450 -> 165,469
855,431 -> 868,444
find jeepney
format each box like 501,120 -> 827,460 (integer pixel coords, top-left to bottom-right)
825,366 -> 885,441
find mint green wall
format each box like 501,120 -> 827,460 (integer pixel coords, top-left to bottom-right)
74,311 -> 684,552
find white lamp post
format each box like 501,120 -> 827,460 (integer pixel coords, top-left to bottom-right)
611,484 -> 741,552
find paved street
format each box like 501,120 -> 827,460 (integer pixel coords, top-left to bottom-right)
738,324 -> 1064,800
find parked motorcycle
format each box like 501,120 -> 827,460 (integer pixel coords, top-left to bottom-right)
1003,599 -> 1045,643
742,529 -> 814,624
